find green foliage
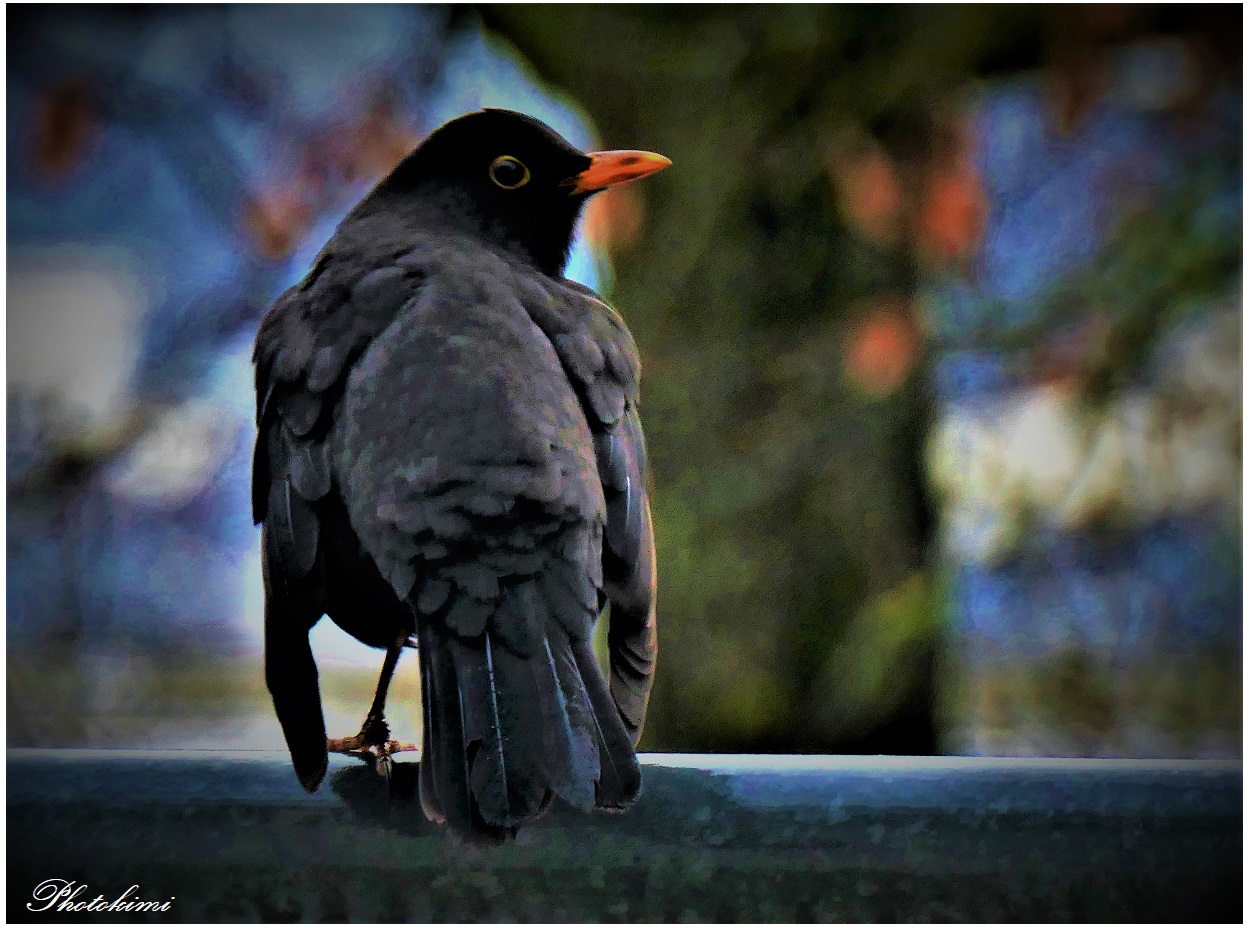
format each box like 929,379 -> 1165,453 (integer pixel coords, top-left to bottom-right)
812,572 -> 942,743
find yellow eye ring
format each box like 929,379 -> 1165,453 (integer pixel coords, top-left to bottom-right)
489,155 -> 530,190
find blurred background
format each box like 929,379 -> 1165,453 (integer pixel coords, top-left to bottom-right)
7,4 -> 1241,759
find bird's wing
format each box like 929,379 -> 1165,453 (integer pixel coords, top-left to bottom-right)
253,250 -> 428,524
252,247 -> 427,791
333,252 -> 641,835
594,405 -> 658,746
539,279 -> 658,746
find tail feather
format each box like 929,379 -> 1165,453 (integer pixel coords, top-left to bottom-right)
494,582 -> 591,804
446,632 -> 509,824
415,569 -> 641,838
537,631 -> 598,810
572,637 -> 643,808
418,642 -> 443,824
453,631 -> 549,827
416,618 -> 477,835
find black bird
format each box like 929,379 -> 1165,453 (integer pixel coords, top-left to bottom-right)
252,108 -> 666,838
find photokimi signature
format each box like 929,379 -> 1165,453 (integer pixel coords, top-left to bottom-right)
27,879 -> 175,914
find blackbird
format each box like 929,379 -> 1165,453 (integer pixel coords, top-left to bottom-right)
252,108 -> 667,838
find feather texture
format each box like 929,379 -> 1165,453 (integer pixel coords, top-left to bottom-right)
413,563 -> 631,836
253,114 -> 660,839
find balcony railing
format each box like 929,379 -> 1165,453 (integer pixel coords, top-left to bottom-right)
8,750 -> 1241,922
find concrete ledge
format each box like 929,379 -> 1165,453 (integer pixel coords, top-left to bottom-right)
8,750 -> 1242,922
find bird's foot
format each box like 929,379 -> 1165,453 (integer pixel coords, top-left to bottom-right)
327,714 -> 416,778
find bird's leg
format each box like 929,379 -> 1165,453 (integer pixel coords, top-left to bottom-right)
327,631 -> 417,775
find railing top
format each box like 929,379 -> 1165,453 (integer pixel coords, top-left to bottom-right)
8,748 -> 1241,814
9,747 -> 1241,769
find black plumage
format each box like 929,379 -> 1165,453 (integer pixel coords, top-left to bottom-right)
252,109 -> 665,838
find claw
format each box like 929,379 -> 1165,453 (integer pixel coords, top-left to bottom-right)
327,716 -> 416,775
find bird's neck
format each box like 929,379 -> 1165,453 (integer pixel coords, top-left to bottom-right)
367,185 -> 576,279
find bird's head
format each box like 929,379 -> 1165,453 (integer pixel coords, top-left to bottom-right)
373,108 -> 670,276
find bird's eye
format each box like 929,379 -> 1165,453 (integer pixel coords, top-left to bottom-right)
489,155 -> 530,190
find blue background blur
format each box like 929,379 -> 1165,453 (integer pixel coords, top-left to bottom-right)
8,5 -> 607,749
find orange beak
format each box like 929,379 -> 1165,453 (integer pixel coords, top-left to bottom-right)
564,150 -> 671,195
